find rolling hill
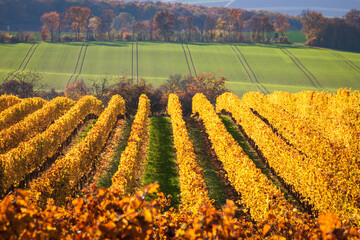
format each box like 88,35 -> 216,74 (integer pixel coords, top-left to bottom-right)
1,41 -> 360,96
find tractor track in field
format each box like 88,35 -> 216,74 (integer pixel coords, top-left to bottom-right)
234,45 -> 270,94
131,41 -> 134,84
280,47 -> 322,89
19,43 -> 40,72
4,44 -> 35,82
73,44 -> 89,83
230,45 -> 267,94
185,44 -> 197,77
67,43 -> 84,87
136,41 -> 139,84
130,41 -> 139,85
6,43 -> 40,82
16,44 -> 35,71
181,42 -> 193,77
328,50 -> 360,74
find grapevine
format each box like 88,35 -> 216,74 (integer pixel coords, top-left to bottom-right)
167,93 -> 212,213
193,93 -> 295,221
0,94 -> 22,113
216,92 -> 359,220
0,96 -> 103,194
0,97 -> 75,154
112,94 -> 150,195
29,95 -> 125,205
0,97 -> 47,131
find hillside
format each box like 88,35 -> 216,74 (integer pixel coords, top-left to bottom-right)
0,91 -> 359,238
1,42 -> 360,96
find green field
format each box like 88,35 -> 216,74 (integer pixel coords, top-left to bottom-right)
243,31 -> 306,44
1,41 -> 360,96
287,31 -> 306,43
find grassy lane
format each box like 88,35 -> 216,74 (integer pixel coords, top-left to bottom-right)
142,117 -> 181,208
97,118 -> 133,188
185,118 -> 226,209
220,116 -> 272,181
220,115 -> 298,206
75,119 -> 97,144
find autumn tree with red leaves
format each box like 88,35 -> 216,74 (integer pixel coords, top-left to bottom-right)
41,11 -> 60,42
154,10 -> 175,41
301,10 -> 327,45
225,9 -> 247,41
164,72 -> 227,115
65,7 -> 91,41
274,14 -> 290,37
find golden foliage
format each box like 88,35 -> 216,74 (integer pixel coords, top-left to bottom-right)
242,91 -> 360,213
0,96 -> 103,194
112,94 -> 150,195
0,97 -> 46,131
0,94 -> 22,113
0,97 -> 75,154
216,92 -> 360,221
193,93 -> 296,222
1,185 -> 359,239
167,93 -> 212,213
29,95 -> 125,205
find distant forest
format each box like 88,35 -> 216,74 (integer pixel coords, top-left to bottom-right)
0,0 -> 302,30
0,0 -> 359,50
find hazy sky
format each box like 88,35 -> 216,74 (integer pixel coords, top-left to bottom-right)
173,0 -> 360,17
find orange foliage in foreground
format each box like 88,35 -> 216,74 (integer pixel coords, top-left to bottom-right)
0,185 -> 359,239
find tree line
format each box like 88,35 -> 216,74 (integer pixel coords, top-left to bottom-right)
36,7 -> 293,43
0,0 -> 359,49
302,9 -> 360,51
0,0 -> 300,43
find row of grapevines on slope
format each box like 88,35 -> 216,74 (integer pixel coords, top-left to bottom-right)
265,89 -> 360,148
265,89 -> 360,167
0,95 -> 22,113
0,97 -> 47,131
192,93 -> 298,222
0,96 -> 103,194
112,94 -> 150,195
264,90 -> 357,150
29,95 -> 126,205
0,97 -> 75,154
216,92 -> 359,221
167,93 -> 212,213
242,91 -> 360,209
